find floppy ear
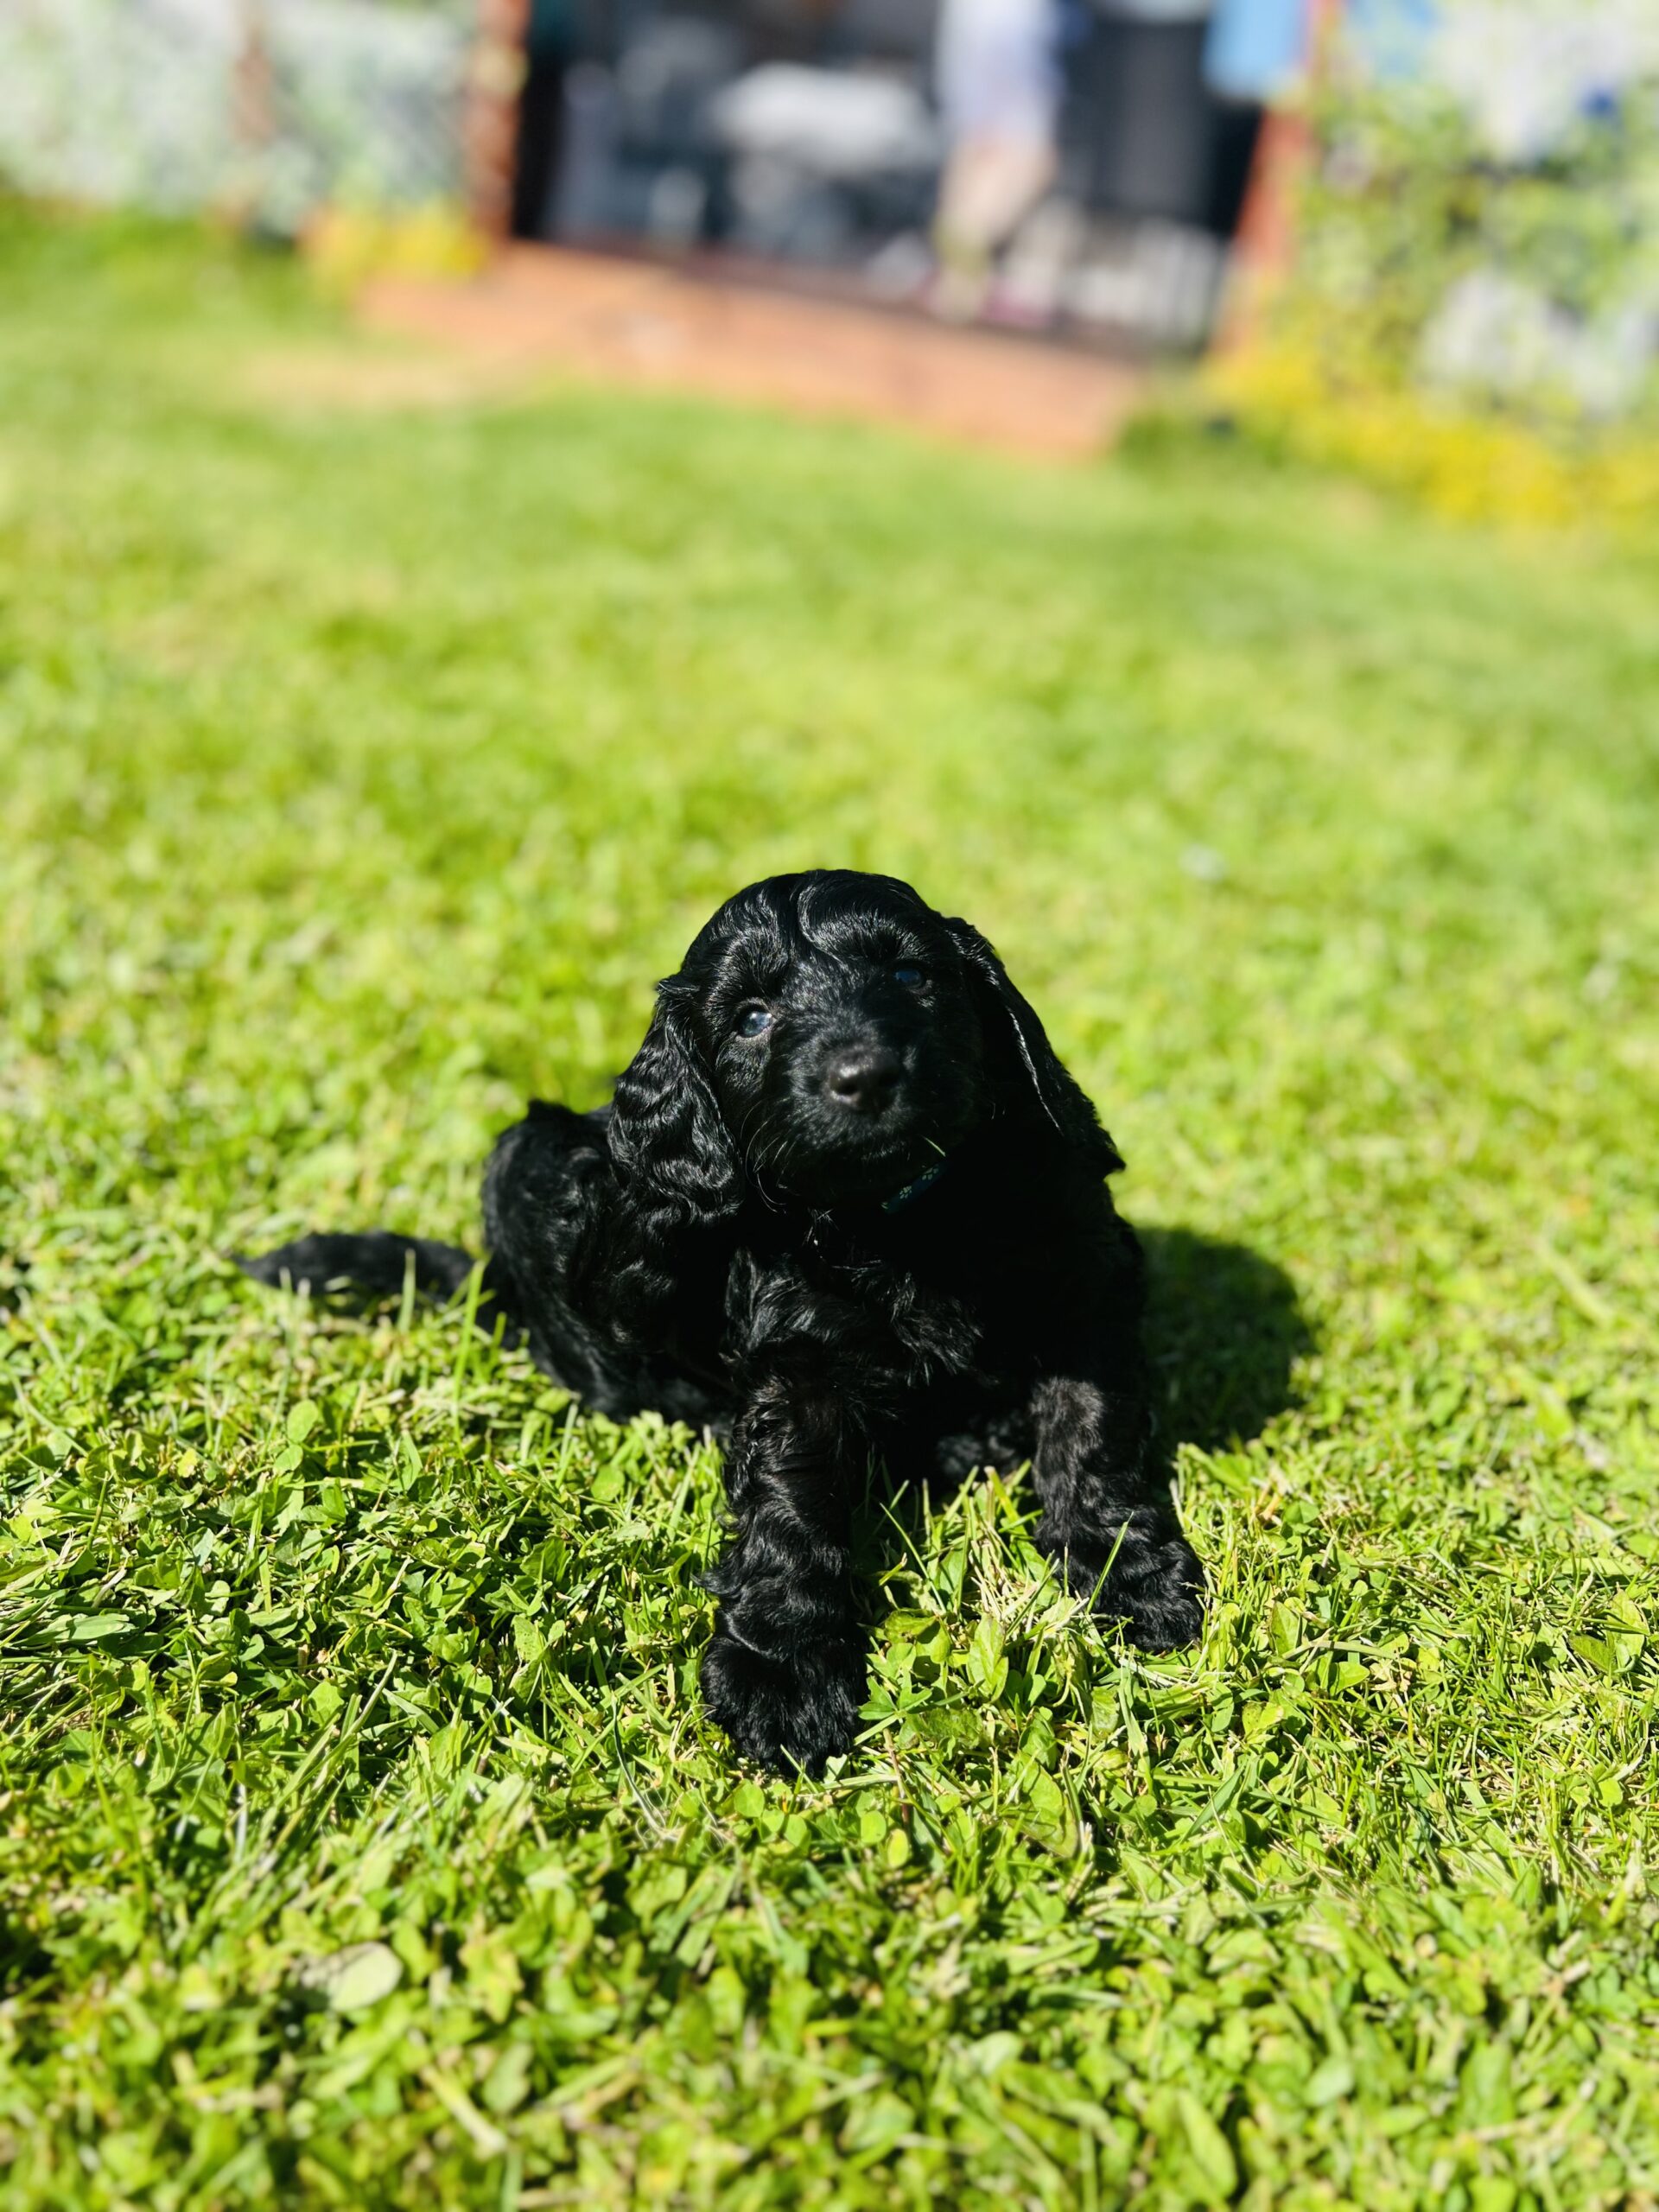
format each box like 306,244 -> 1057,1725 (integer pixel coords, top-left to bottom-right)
944,917 -> 1126,1176
607,987 -> 743,1219
599,983 -> 743,1338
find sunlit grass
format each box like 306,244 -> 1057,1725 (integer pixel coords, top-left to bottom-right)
2,208 -> 1656,2209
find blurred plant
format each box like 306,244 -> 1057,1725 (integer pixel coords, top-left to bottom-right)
1207,3 -> 1659,523
301,197 -> 488,294
0,0 -> 473,235
1205,341 -> 1659,525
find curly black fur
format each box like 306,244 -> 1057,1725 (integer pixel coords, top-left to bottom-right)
240,871 -> 1204,1772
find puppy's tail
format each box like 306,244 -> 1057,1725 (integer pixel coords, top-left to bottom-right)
237,1230 -> 476,1300
236,1230 -> 524,1341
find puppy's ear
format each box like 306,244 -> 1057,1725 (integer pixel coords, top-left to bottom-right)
598,983 -> 743,1342
607,986 -> 743,1220
944,918 -> 1126,1176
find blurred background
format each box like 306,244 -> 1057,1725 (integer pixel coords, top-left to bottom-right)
2,0 -> 1656,494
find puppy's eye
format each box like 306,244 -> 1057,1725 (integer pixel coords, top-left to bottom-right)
892,963 -> 925,987
734,1004 -> 772,1039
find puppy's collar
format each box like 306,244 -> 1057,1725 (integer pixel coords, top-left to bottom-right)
880,1159 -> 948,1214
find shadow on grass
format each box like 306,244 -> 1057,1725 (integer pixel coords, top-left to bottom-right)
1139,1224 -> 1313,1459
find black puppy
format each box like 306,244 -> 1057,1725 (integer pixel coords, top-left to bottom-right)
243,871 -> 1203,1771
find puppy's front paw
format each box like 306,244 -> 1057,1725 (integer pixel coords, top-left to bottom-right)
1052,1526 -> 1206,1652
1115,1533 -> 1206,1650
700,1634 -> 865,1776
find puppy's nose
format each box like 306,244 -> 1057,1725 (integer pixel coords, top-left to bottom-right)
825,1046 -> 902,1114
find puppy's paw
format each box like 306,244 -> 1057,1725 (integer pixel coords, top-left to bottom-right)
1114,1534 -> 1206,1650
1053,1527 -> 1206,1652
700,1635 -> 865,1777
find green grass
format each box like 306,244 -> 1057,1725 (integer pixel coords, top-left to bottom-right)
2,208 -> 1657,2211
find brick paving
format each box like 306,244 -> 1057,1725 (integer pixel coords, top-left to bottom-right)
359,243 -> 1144,459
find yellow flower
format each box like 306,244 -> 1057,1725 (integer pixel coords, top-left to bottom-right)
1204,342 -> 1658,535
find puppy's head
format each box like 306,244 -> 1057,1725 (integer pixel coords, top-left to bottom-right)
677,872 -> 993,1208
609,871 -> 1122,1217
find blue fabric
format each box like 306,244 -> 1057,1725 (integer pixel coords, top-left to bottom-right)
1204,0 -> 1309,100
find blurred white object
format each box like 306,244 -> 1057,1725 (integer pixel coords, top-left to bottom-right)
264,0 -> 470,224
711,65 -> 940,179
997,194 -> 1087,322
1065,218 -> 1224,346
935,0 -> 1061,145
1421,268 -> 1656,419
1433,2 -> 1659,163
0,0 -> 238,211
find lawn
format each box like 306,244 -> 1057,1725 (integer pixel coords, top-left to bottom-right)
1,209 -> 1656,2211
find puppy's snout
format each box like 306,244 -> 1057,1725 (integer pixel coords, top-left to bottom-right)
824,1044 -> 902,1115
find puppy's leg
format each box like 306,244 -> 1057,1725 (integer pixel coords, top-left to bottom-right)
700,1351 -> 870,1776
1030,1357 -> 1205,1652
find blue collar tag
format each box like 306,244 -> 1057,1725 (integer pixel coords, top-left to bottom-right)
880,1160 -> 948,1214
